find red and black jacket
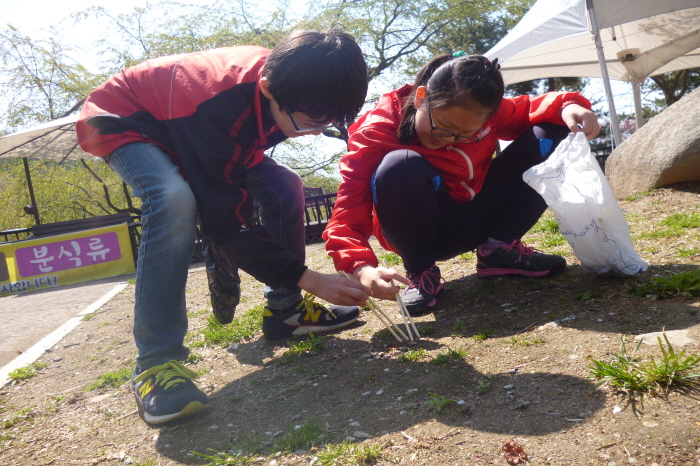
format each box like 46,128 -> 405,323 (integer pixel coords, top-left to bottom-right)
77,46 -> 307,289
324,84 -> 591,274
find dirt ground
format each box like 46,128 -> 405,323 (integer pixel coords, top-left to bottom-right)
1,184 -> 700,466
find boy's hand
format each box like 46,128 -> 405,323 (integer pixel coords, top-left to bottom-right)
561,104 -> 600,140
297,269 -> 370,306
353,264 -> 411,301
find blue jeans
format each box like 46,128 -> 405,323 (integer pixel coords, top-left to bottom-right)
109,143 -> 304,369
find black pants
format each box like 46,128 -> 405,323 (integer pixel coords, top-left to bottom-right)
373,123 -> 569,274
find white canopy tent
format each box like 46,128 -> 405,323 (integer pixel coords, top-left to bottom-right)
0,114 -> 86,162
0,114 -> 87,225
485,0 -> 700,146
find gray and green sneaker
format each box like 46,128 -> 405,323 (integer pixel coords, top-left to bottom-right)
262,293 -> 360,341
132,360 -> 208,424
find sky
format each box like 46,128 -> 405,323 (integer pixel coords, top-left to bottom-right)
0,0 -> 642,123
0,0 -> 243,73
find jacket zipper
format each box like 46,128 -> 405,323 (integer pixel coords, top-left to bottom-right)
446,146 -> 476,198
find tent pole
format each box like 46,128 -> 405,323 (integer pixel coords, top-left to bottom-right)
22,157 -> 41,225
632,78 -> 645,129
586,0 -> 622,147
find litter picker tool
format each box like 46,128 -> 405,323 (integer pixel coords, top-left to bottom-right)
339,271 -> 408,342
382,259 -> 419,341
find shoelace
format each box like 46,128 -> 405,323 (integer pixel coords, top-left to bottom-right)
298,292 -> 337,320
134,360 -> 198,391
406,268 -> 443,294
501,240 -> 538,261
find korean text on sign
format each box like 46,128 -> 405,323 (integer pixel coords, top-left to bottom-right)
15,232 -> 122,277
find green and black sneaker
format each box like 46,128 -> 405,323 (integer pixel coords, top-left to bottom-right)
262,293 -> 360,341
132,360 -> 208,424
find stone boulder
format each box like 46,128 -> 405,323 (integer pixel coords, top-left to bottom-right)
606,87 -> 700,199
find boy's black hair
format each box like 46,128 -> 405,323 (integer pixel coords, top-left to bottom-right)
262,29 -> 368,127
398,54 -> 505,144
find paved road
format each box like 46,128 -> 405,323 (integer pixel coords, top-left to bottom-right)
0,273 -> 135,368
0,243 -> 327,371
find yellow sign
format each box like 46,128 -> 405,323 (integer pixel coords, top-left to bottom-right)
0,223 -> 135,296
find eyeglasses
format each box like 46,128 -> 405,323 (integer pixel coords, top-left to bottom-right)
426,100 -> 482,144
285,107 -> 335,133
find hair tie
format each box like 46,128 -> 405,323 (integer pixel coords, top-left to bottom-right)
453,51 -> 466,58
482,57 -> 501,74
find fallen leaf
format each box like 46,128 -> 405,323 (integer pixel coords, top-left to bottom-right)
502,439 -> 527,465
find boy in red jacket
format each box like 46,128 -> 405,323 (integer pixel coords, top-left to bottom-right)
77,29 -> 370,424
324,53 -> 599,316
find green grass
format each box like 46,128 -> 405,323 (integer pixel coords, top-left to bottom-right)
201,433 -> 265,464
635,213 -> 700,241
378,252 -> 402,266
451,321 -> 470,337
419,325 -> 435,335
631,269 -> 700,298
588,334 -> 700,402
678,247 -> 700,258
315,441 -> 384,465
274,419 -> 326,451
636,227 -> 685,240
191,304 -> 264,348
531,215 -> 560,234
86,366 -> 132,390
475,379 -> 490,395
3,406 -> 36,429
458,251 -> 474,261
133,459 -> 160,466
425,392 -> 457,413
472,329 -> 494,341
398,348 -> 428,362
9,362 -> 48,383
194,437 -> 383,466
186,353 -> 203,364
539,235 -> 567,248
625,189 -> 654,202
430,348 -> 467,365
662,212 -> 700,229
508,335 -> 545,346
285,333 -> 326,358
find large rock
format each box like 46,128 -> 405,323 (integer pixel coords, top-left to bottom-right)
606,87 -> 700,199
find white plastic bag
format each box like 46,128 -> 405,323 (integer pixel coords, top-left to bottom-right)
522,132 -> 648,276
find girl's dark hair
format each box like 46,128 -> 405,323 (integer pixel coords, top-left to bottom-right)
262,29 -> 368,127
397,54 -> 505,143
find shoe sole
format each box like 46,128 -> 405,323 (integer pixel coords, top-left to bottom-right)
263,315 -> 360,342
476,262 -> 566,278
136,397 -> 208,424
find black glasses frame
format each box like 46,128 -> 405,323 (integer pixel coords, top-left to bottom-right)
426,98 -> 482,144
285,107 -> 335,133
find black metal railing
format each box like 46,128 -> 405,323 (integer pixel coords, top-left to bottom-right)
0,191 -> 338,266
0,227 -> 32,243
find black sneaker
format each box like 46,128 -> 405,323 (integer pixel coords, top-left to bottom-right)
262,293 -> 360,341
476,240 -> 566,278
203,239 -> 241,324
401,265 -> 445,316
132,360 -> 208,424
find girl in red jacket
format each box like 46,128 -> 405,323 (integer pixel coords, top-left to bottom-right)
324,53 -> 600,316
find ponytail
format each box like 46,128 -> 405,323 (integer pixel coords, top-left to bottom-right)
397,53 -> 504,144
397,54 -> 453,144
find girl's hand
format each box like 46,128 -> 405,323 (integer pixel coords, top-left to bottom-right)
353,264 -> 411,301
297,269 -> 370,306
562,104 -> 601,140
